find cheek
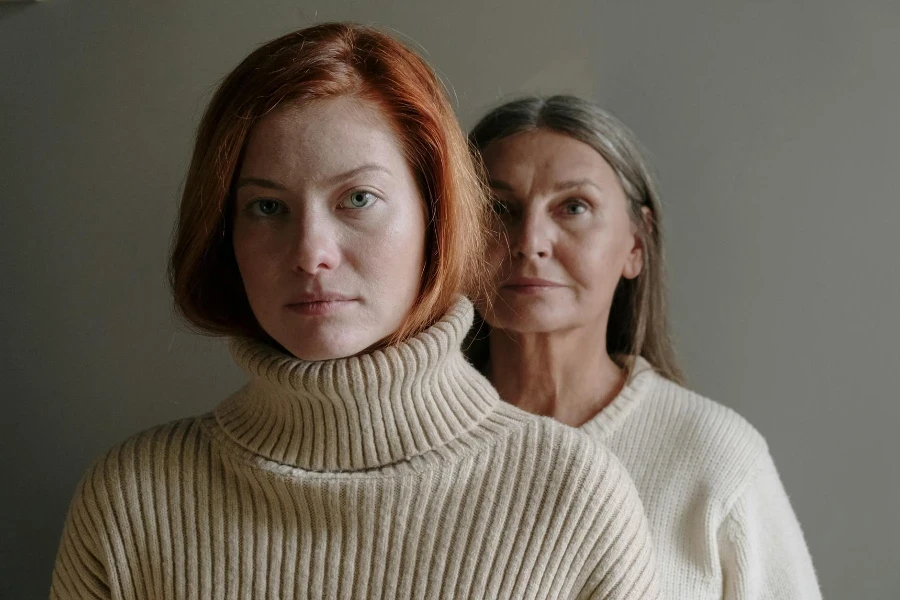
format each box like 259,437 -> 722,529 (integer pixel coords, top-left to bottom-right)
558,229 -> 626,291
232,224 -> 285,302
354,202 -> 427,290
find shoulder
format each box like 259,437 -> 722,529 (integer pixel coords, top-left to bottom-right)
491,402 -> 639,500
73,416 -> 210,506
515,412 -> 657,582
492,401 -> 615,458
608,372 -> 770,506
655,375 -> 767,460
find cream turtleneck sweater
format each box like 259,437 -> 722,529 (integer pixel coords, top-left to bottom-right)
582,358 -> 820,599
51,299 -> 660,599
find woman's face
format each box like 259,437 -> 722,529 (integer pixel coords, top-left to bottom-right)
232,96 -> 427,361
480,129 -> 644,335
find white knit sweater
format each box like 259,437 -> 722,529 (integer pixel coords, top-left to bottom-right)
51,299 -> 661,599
581,358 -> 821,599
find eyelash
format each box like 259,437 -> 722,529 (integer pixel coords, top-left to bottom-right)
491,198 -> 590,220
243,189 -> 382,218
339,190 -> 379,210
560,199 -> 589,215
246,198 -> 286,217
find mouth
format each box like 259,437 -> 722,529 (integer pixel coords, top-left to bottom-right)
501,277 -> 564,294
285,294 -> 356,315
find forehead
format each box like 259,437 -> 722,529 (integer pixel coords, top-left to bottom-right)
481,129 -> 619,190
240,96 -> 406,180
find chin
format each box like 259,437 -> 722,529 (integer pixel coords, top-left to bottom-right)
485,304 -> 567,335
264,319 -> 377,361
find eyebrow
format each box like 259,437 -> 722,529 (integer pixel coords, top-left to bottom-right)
236,164 -> 393,192
489,177 -> 605,194
325,164 -> 392,185
235,177 -> 287,191
552,178 -> 605,194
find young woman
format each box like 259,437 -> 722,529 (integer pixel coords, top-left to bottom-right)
469,95 -> 821,599
50,28 -> 660,600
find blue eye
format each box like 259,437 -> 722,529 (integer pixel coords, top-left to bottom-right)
563,201 -> 588,215
249,198 -> 285,216
342,190 -> 378,209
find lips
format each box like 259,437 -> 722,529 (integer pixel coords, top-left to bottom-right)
285,293 -> 356,315
286,292 -> 354,305
501,277 -> 563,288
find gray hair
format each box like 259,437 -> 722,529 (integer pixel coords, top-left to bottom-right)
469,95 -> 683,384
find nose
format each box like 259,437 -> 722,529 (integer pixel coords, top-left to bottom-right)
292,210 -> 341,274
509,213 -> 551,260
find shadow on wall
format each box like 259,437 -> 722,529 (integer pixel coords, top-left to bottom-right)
0,4 -> 35,21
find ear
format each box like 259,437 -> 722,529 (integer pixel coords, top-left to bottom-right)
622,206 -> 653,280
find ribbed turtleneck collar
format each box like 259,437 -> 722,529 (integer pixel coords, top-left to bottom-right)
581,356 -> 658,439
212,297 -> 500,472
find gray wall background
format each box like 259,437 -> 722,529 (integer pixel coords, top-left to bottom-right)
2,1 -> 897,598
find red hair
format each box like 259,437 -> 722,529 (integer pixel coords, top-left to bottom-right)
169,23 -> 489,345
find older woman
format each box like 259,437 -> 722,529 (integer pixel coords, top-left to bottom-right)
470,95 -> 820,599
50,28 -> 660,600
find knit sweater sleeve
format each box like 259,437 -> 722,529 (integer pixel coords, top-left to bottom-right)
575,451 -> 663,600
49,461 -> 112,600
717,450 -> 821,600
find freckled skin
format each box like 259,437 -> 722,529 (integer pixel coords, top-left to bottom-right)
232,96 -> 427,360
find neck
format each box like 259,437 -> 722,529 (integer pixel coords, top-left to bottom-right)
488,323 -> 624,427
